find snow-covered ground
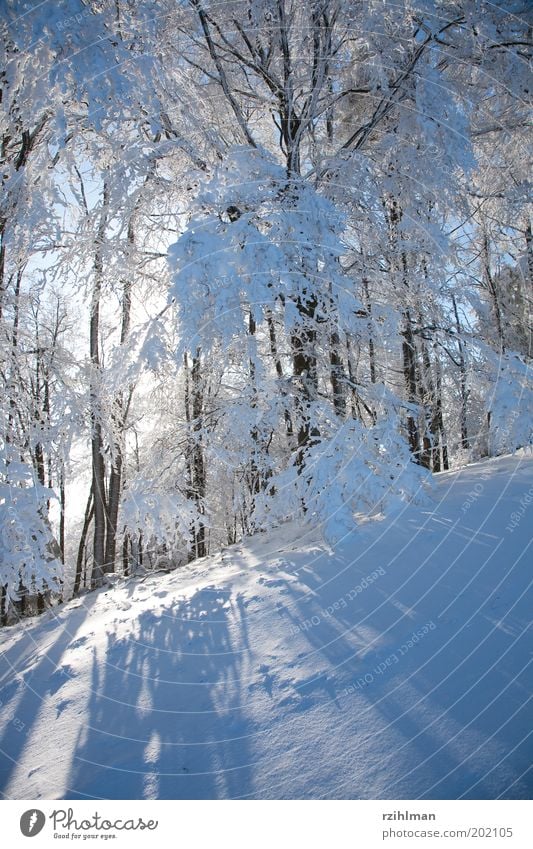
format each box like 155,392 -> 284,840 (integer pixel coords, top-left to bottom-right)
0,455 -> 531,800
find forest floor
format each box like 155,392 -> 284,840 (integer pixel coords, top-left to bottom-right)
0,454 -> 531,800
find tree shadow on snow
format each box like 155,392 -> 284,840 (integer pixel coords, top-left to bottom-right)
65,587 -> 254,799
279,556 -> 533,799
0,599 -> 96,796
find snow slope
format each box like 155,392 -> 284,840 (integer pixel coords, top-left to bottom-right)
0,455 -> 531,800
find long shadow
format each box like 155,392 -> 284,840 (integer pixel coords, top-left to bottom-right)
280,546 -> 533,799
0,600 -> 95,795
266,561 -> 474,798
230,548 -> 375,714
280,558 -> 392,687
66,586 -> 254,799
364,532 -> 533,799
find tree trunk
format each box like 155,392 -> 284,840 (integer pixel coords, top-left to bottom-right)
122,533 -> 130,576
452,295 -> 469,451
0,239 -> 5,322
292,292 -> 320,466
105,459 -> 122,574
184,350 -> 207,560
104,218 -> 134,573
91,422 -> 107,588
90,181 -> 109,588
402,311 -> 421,460
248,308 -> 262,500
59,464 -> 66,564
34,338 -> 46,487
74,486 -> 94,597
7,265 -> 24,448
481,231 -> 505,352
524,218 -> 533,292
0,585 -> 6,627
418,335 -> 436,470
329,326 -> 346,418
192,352 -> 206,557
362,277 -> 376,384
434,351 -> 449,470
266,308 -> 293,437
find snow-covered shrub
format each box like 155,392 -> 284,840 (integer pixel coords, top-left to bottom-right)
487,353 -> 533,456
0,460 -> 62,607
252,413 -> 431,545
121,480 -> 202,565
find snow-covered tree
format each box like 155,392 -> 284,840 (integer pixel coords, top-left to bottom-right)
1,0 -> 531,622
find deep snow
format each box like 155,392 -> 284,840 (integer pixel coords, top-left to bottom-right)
0,455 -> 531,800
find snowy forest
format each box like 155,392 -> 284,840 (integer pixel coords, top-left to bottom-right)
1,0 -> 531,625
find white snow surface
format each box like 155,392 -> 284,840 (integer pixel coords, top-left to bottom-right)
0,455 -> 531,800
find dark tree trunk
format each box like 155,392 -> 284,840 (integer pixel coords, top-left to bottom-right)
329,327 -> 346,418
525,218 -> 533,291
524,219 -> 533,357
362,277 -> 377,385
122,533 -> 130,576
192,352 -> 206,557
417,329 -> 444,472
104,218 -> 134,574
291,293 -> 320,466
34,330 -> 47,489
452,295 -> 469,451
74,487 -> 94,597
266,308 -> 293,436
90,181 -> 109,588
481,232 -> 505,353
387,201 -> 423,464
104,449 -> 122,573
248,309 -> 262,499
0,239 -> 5,322
59,464 -> 66,564
402,311 -> 421,460
0,585 -> 6,627
7,265 -> 23,446
184,350 -> 207,560
91,420 -> 107,588
434,353 -> 449,470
